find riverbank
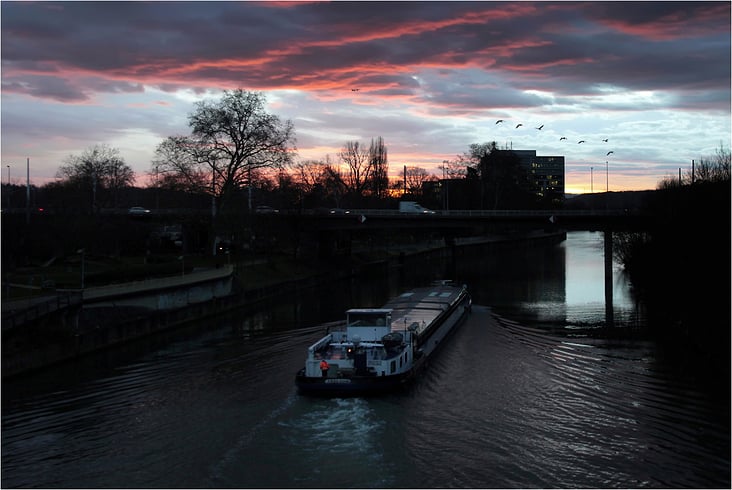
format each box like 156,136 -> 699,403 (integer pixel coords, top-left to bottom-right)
2,230 -> 566,378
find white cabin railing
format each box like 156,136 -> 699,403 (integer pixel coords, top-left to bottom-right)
307,333 -> 332,357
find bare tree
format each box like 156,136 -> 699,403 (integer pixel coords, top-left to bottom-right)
661,143 -> 731,189
715,143 -> 731,181
440,142 -> 491,179
439,156 -> 469,179
285,156 -> 347,207
369,136 -> 389,198
399,166 -> 432,195
151,136 -> 211,192
693,143 -> 731,184
321,157 -> 348,207
340,140 -> 372,196
287,159 -> 323,208
291,159 -> 327,196
57,144 -> 134,211
152,89 -> 296,213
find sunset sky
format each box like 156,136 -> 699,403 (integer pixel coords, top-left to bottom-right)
2,1 -> 730,194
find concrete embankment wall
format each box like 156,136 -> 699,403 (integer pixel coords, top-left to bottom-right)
2,266 -> 237,378
2,231 -> 565,378
2,267 -> 339,378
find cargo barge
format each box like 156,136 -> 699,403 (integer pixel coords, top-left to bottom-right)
295,281 -> 471,395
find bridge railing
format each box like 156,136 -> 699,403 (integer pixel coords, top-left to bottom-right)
342,209 -> 632,217
31,207 -> 633,218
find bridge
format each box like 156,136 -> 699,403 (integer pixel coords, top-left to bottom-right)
226,208 -> 650,265
4,205 -> 653,266
291,208 -> 651,232
7,206 -> 651,231
60,206 -> 648,232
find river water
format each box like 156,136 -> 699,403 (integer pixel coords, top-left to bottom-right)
2,231 -> 729,488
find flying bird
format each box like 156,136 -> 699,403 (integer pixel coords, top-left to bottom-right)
495,119 -> 504,124
351,88 -> 360,92
578,140 -> 586,144
536,125 -> 544,130
515,123 -> 523,128
606,151 -> 614,156
559,137 -> 567,141
602,138 -> 608,142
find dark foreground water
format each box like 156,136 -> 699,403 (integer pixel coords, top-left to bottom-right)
2,232 -> 729,488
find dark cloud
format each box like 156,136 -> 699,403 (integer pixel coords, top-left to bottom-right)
1,75 -> 89,102
2,1 -> 728,111
583,2 -> 730,39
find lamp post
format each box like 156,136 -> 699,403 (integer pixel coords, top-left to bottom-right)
605,160 -> 609,192
590,167 -> 593,193
6,165 -> 9,185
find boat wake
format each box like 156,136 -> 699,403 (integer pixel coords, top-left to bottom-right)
204,391 -> 298,487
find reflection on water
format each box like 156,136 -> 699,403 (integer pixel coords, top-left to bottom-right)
446,231 -> 643,330
2,232 -> 728,488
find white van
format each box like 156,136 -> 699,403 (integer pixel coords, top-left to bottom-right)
399,201 -> 435,214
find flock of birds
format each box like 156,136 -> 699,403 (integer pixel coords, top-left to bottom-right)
349,88 -> 614,159
495,119 -> 615,157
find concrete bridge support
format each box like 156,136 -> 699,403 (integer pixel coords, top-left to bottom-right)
604,230 -> 614,327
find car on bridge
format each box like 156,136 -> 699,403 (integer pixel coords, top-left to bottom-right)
399,201 -> 435,214
255,205 -> 279,214
128,206 -> 151,216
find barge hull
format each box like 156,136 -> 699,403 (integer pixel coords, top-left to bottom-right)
295,370 -> 412,396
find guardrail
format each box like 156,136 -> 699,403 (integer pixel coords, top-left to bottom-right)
3,207 -> 641,218
333,209 -> 634,217
2,292 -> 83,332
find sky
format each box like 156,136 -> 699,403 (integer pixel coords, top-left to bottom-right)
1,1 -> 730,194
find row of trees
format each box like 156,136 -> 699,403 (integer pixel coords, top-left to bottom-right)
43,89 -> 447,212
48,144 -> 136,211
32,87 -> 729,214
147,90 -> 441,211
657,144 -> 731,189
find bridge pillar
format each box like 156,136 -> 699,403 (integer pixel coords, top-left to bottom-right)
604,229 -> 614,326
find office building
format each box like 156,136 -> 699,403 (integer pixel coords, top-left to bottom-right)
513,150 -> 565,199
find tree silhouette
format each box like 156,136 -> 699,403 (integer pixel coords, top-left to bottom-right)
339,140 -> 371,198
152,89 -> 296,214
399,166 -> 431,196
151,136 -> 210,193
369,136 -> 389,199
475,142 -> 531,209
57,144 -> 134,212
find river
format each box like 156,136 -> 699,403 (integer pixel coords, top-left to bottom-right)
2,231 -> 729,488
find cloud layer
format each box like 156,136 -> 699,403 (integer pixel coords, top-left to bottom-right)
2,1 -> 730,192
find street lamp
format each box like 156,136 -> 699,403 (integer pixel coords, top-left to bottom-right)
590,166 -> 593,193
605,160 -> 609,192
